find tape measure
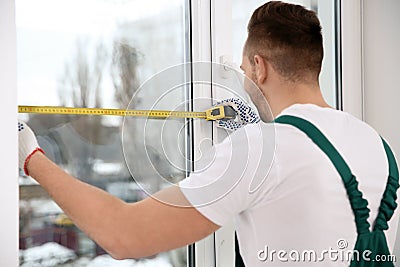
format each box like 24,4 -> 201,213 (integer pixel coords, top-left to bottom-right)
18,105 -> 237,121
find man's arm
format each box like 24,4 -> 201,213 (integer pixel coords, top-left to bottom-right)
26,152 -> 220,260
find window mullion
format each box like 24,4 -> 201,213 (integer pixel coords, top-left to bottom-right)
190,0 -> 216,266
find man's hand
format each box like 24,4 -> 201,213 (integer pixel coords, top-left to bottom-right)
18,121 -> 44,175
215,98 -> 260,131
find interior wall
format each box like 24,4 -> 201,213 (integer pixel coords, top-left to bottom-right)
0,0 -> 18,266
362,0 -> 400,261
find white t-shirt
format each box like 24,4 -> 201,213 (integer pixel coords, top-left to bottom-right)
179,104 -> 400,266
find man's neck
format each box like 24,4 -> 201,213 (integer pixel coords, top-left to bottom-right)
267,82 -> 331,118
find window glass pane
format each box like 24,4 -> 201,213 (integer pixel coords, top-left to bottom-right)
17,0 -> 189,266
232,0 -> 337,107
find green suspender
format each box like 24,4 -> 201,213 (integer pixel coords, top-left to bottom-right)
274,115 -> 399,267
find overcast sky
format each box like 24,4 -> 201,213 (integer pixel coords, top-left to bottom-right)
16,0 -> 182,107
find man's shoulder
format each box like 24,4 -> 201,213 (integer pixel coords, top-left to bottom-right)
270,107 -> 382,153
275,105 -> 378,137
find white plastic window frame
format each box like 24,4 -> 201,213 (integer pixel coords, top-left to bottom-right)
190,0 -> 239,265
340,0 -> 363,119
210,0 -> 235,266
0,0 -> 19,266
189,0 -> 217,266
190,0 -> 243,265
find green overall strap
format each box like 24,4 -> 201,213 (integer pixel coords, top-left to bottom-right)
274,115 -> 371,234
274,115 -> 399,266
373,138 -> 399,232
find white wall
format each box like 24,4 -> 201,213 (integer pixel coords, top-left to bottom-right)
361,0 -> 400,262
363,0 -> 400,153
341,0 -> 363,119
0,0 -> 18,266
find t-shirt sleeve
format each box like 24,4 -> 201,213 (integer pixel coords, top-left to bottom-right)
179,124 -> 276,226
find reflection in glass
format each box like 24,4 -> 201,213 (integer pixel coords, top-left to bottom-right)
17,0 -> 189,266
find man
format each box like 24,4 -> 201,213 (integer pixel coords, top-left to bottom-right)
18,1 -> 399,266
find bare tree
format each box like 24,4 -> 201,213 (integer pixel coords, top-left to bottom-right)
111,41 -> 141,109
58,39 -> 107,109
50,39 -> 109,180
52,39 -> 143,180
56,39 -> 108,141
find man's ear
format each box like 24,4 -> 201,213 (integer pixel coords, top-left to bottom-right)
253,55 -> 267,84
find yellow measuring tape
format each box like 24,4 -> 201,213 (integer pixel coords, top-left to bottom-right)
18,105 -> 237,121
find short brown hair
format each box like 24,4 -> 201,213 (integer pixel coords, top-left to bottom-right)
246,1 -> 323,82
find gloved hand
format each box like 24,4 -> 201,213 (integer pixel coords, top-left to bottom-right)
215,98 -> 260,131
18,121 -> 44,176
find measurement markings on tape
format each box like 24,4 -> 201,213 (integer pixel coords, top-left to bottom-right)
18,105 -> 234,121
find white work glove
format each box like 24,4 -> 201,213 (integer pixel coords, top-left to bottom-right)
18,121 -> 44,176
215,98 -> 260,131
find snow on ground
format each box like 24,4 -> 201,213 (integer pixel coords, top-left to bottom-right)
86,255 -> 136,267
20,243 -> 174,267
20,242 -> 76,267
28,199 -> 63,216
19,175 -> 39,185
86,254 -> 172,267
